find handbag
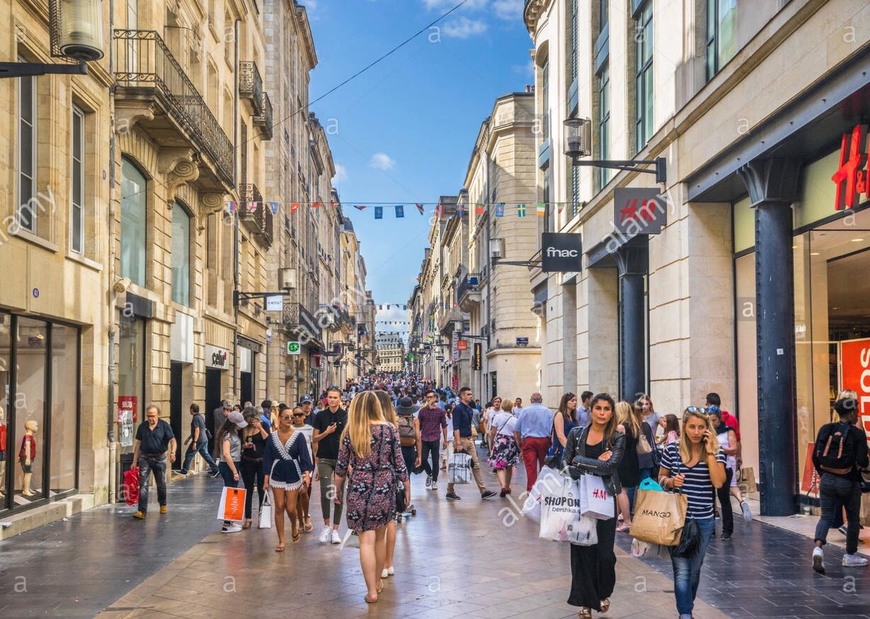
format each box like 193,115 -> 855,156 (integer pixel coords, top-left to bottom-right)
258,491 -> 273,529
637,434 -> 653,455
579,473 -> 615,520
673,517 -> 701,558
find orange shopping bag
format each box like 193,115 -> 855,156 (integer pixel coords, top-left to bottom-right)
217,486 -> 246,522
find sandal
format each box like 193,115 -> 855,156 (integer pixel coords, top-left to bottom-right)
291,531 -> 301,543
377,579 -> 384,593
242,519 -> 252,530
600,598 -> 610,612
577,609 -> 592,619
303,518 -> 313,533
275,544 -> 285,553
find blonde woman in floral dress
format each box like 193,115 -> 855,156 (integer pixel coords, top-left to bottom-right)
487,399 -> 519,497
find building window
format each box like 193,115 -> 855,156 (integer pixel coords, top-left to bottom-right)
568,0 -> 578,91
70,107 -> 85,254
635,1 -> 654,152
599,0 -> 608,33
706,0 -> 737,80
171,202 -> 191,307
18,65 -> 37,233
120,158 -> 147,287
598,63 -> 611,191
541,59 -> 550,141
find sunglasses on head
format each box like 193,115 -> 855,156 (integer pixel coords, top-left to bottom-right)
685,406 -> 708,416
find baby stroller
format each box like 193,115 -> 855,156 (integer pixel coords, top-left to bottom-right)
395,480 -> 416,523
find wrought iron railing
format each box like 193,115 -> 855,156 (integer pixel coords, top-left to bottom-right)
457,273 -> 481,305
239,183 -> 273,248
255,91 -> 273,140
239,60 -> 264,116
113,30 -> 233,186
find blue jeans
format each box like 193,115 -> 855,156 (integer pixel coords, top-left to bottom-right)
180,441 -> 218,474
814,474 -> 862,555
669,517 -> 715,618
137,455 -> 167,514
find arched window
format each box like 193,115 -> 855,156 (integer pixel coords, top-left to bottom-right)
120,158 -> 147,287
171,201 -> 191,307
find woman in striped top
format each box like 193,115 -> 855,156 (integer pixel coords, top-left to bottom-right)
658,407 -> 726,619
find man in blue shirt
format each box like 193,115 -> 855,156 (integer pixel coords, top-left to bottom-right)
514,392 -> 554,491
446,387 -> 497,501
131,405 -> 177,519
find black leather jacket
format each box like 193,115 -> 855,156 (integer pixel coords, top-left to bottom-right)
563,424 -> 625,496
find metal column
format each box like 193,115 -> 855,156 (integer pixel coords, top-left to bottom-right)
615,243 -> 648,402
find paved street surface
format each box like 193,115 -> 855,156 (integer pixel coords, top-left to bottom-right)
1,450 -> 868,618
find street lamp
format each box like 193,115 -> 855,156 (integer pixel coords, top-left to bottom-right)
0,0 -> 105,78
564,117 -> 666,184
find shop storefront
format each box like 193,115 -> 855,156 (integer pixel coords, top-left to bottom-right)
0,311 -> 80,513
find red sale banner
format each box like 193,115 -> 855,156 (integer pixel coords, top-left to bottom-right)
117,396 -> 138,423
840,338 -> 870,449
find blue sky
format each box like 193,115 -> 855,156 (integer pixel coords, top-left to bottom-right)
303,0 -> 533,320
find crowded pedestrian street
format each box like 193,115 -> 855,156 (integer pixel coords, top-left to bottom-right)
1,454 -> 867,619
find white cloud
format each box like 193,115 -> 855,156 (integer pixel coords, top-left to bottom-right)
492,0 -> 523,21
369,153 -> 396,170
441,16 -> 488,39
333,163 -> 348,183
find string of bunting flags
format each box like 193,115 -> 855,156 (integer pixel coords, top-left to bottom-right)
225,200 -> 573,219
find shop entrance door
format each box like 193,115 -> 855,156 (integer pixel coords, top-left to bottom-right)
205,368 -> 221,454
169,362 -> 183,469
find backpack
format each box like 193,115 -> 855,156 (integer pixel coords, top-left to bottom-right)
398,415 -> 416,447
815,422 -> 857,475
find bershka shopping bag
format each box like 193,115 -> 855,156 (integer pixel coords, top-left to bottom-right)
540,477 -> 596,544
448,452 -> 472,485
579,474 -> 615,520
629,489 -> 688,546
258,491 -> 273,529
217,486 -> 247,522
522,465 -> 562,523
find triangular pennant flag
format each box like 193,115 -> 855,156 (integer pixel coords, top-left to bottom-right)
374,206 -> 383,219
456,203 -> 465,217
475,204 -> 484,215
353,205 -> 367,211
269,201 -> 280,215
312,201 -> 322,208
416,203 -> 425,215
290,203 -> 301,213
330,201 -> 337,207
495,203 -> 505,217
557,202 -> 565,213
395,205 -> 404,218
517,203 -> 527,217
227,201 -> 237,214
247,201 -> 258,213
536,203 -> 546,216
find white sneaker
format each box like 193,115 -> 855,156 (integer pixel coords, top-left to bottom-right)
330,529 -> 342,544
812,547 -> 825,574
221,524 -> 242,534
430,481 -> 437,491
842,553 -> 869,567
386,566 -> 395,575
425,475 -> 432,489
319,526 -> 332,544
740,501 -> 752,522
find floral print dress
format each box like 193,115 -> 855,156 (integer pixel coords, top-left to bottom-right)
335,424 -> 409,532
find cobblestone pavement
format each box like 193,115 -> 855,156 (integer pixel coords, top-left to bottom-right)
1,448 -> 868,618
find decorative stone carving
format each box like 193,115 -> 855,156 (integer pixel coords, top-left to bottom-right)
115,105 -> 155,135
158,148 -> 199,197
737,158 -> 802,207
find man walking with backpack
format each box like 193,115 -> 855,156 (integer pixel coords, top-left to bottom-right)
811,397 -> 869,573
177,403 -> 220,477
396,397 -> 422,474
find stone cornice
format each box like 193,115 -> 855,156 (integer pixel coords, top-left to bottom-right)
524,0 -> 551,36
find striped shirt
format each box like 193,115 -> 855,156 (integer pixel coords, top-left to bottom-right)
661,443 -> 726,519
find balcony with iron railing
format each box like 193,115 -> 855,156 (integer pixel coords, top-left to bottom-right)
239,60 -> 264,116
240,183 -> 273,248
457,272 -> 482,312
113,30 -> 234,187
254,91 -> 273,140
283,302 -> 322,344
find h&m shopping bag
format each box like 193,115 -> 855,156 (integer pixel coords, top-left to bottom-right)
217,486 -> 247,522
258,491 -> 273,529
122,467 -> 140,506
579,474 -> 615,520
629,489 -> 688,546
448,452 -> 472,485
539,476 -> 597,545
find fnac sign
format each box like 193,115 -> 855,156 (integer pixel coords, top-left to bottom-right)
832,124 -> 869,210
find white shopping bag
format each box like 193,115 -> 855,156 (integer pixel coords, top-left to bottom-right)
540,477 -> 592,543
258,491 -> 273,529
522,465 -> 562,523
448,452 -> 472,485
579,474 -> 614,520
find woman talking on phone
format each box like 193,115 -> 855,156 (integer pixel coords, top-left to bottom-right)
658,406 -> 726,619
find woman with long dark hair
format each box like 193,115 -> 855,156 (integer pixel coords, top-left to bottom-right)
216,411 -> 248,534
658,407 -> 726,619
562,393 -> 625,618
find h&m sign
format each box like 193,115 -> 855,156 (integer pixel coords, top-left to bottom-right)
613,188 -> 668,236
541,233 -> 582,272
833,124 -> 869,210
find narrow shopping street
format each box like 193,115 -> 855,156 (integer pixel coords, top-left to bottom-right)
1,454 -> 867,619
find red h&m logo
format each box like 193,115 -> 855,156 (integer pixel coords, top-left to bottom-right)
832,124 -> 869,210
592,488 -> 608,500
